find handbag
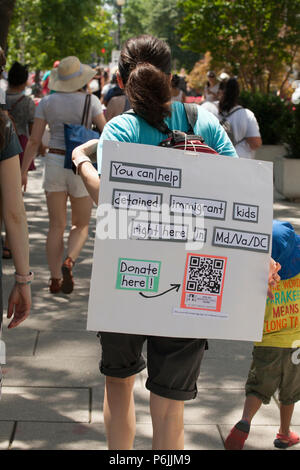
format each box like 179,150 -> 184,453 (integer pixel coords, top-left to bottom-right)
64,94 -> 99,169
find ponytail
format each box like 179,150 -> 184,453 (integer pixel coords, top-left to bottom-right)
125,62 -> 171,129
119,35 -> 172,129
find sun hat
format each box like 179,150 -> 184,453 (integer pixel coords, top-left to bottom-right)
271,220 -> 300,280
48,56 -> 96,92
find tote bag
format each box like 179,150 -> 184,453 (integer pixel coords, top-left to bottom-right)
64,94 -> 99,169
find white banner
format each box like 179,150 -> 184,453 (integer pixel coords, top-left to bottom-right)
87,141 -> 273,341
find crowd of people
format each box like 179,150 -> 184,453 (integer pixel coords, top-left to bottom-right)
0,35 -> 299,451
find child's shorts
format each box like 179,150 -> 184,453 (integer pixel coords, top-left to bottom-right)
98,332 -> 207,401
245,346 -> 300,405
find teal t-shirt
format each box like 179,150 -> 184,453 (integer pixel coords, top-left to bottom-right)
97,101 -> 237,173
0,117 -> 22,162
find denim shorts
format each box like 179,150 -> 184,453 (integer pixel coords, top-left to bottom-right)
245,346 -> 300,405
98,332 -> 207,401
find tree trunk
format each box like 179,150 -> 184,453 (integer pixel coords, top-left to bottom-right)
0,0 -> 16,50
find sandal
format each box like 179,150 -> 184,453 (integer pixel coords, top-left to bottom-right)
49,278 -> 61,294
2,246 -> 12,259
61,256 -> 75,294
224,420 -> 250,450
274,431 -> 300,449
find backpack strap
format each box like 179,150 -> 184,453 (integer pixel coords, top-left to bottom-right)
8,94 -> 25,112
123,96 -> 131,113
81,94 -> 91,128
183,103 -> 199,132
220,105 -> 243,119
227,105 -> 243,117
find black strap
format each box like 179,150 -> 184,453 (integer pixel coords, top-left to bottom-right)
81,94 -> 91,127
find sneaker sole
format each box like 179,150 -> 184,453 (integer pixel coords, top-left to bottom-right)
61,265 -> 74,294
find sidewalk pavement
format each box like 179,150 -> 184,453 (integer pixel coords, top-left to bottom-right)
1,156 -> 300,451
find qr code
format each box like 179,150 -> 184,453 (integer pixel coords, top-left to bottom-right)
186,256 -> 225,295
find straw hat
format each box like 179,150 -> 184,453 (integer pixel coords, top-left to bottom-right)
49,56 -> 96,92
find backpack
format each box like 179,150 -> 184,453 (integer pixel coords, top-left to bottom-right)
125,103 -> 218,155
219,106 -> 243,146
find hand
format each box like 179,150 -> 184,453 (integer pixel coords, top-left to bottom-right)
21,171 -> 28,192
72,139 -> 98,163
7,283 -> 31,329
267,258 -> 281,300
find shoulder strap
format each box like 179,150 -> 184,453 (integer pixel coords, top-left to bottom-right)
123,96 -> 131,113
9,94 -> 25,112
183,103 -> 198,132
81,94 -> 91,127
226,106 -> 243,118
152,103 -> 200,135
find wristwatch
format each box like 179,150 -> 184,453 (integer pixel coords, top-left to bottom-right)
72,154 -> 93,175
15,271 -> 34,285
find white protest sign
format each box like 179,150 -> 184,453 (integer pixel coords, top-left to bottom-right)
87,141 -> 273,341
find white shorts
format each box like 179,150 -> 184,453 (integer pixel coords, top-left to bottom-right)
43,153 -> 89,198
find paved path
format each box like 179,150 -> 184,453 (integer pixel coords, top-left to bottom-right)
1,156 -> 299,450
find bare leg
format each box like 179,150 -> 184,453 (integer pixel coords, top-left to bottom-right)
279,403 -> 294,436
242,394 -> 263,423
150,392 -> 184,450
104,375 -> 136,450
46,191 -> 67,278
225,394 -> 262,450
67,195 -> 93,261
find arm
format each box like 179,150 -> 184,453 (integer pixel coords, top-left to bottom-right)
72,139 -> 100,205
0,155 -> 31,328
21,117 -> 46,190
245,136 -> 262,150
267,258 -> 281,300
93,112 -> 106,133
244,112 -> 262,151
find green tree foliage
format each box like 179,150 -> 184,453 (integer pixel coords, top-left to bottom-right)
7,0 -> 113,69
239,91 -> 293,144
177,0 -> 300,92
120,0 -> 200,71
